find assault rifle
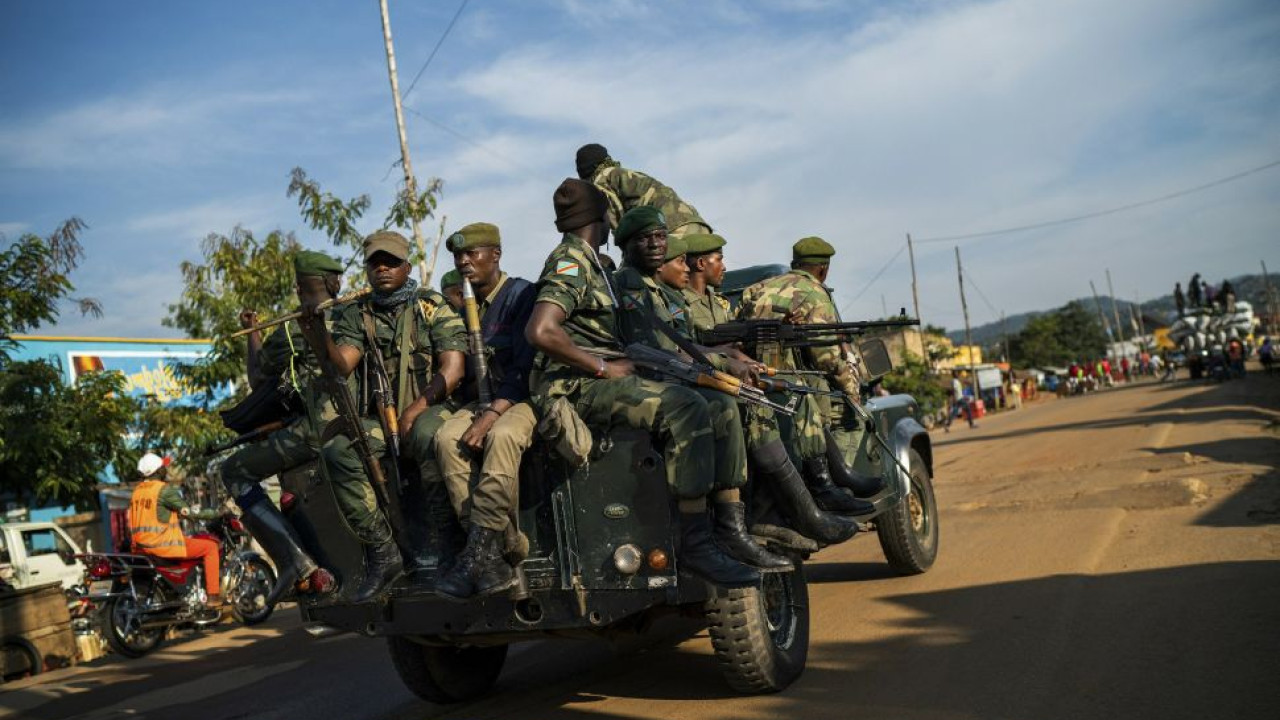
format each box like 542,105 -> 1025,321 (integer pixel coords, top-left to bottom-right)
700,315 -> 920,350
461,278 -> 493,405
230,288 -> 372,338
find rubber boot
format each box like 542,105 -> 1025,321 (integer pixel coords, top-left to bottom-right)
824,429 -> 886,498
678,510 -> 760,588
352,539 -> 403,603
239,501 -> 333,605
435,525 -> 517,602
752,440 -> 857,545
803,457 -> 876,515
713,502 -> 793,573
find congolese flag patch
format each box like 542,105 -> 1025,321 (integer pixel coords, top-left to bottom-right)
555,260 -> 580,276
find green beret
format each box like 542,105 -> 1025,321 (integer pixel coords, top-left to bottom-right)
664,235 -> 688,262
683,233 -> 725,256
439,269 -> 462,290
616,206 -> 667,245
293,250 -> 345,277
446,222 -> 501,252
792,236 -> 836,265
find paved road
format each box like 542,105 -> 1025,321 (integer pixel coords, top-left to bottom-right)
4,372 -> 1278,720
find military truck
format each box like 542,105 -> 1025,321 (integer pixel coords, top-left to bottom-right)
273,265 -> 940,702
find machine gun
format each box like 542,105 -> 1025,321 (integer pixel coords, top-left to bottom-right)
701,315 -> 920,350
461,278 -> 493,405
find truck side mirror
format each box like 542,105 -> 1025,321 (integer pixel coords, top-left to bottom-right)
859,338 -> 894,378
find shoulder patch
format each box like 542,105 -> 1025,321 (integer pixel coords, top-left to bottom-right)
555,260 -> 580,277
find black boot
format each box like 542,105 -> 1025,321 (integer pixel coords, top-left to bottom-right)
824,428 -> 886,497
678,510 -> 760,588
803,457 -> 876,515
752,441 -> 857,545
238,501 -> 333,605
435,525 -> 517,602
713,502 -> 793,572
352,539 -> 403,603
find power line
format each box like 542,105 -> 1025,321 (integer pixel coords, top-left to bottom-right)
841,242 -> 906,314
404,107 -> 543,180
402,0 -> 471,103
962,267 -> 1000,321
914,157 -> 1280,244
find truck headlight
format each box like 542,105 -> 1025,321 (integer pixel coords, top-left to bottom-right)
612,544 -> 643,575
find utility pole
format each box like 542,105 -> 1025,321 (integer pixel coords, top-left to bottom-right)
378,0 -> 430,284
1090,280 -> 1113,355
1105,268 -> 1126,359
880,293 -> 889,319
907,234 -> 922,325
1000,310 -> 1010,364
1263,260 -> 1279,337
1133,291 -> 1148,351
955,246 -> 978,401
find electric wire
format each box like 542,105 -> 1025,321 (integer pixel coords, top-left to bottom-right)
913,158 -> 1280,244
840,242 -> 906,314
402,0 -> 471,103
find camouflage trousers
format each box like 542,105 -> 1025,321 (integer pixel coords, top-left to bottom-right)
321,405 -> 454,546
745,393 -> 827,461
220,422 -> 319,509
433,402 -> 537,557
827,400 -> 867,468
570,375 -> 746,499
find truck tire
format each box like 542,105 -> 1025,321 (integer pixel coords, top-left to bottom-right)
876,447 -> 939,575
705,563 -> 809,694
387,637 -> 508,704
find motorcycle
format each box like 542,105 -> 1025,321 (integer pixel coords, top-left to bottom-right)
77,515 -> 277,658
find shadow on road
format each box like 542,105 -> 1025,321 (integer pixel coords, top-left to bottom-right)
439,561 -> 1280,720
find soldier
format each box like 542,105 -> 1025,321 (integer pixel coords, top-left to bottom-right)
575,143 -> 712,238
656,235 -> 690,292
738,237 -> 884,503
525,179 -> 762,588
300,230 -> 467,602
222,250 -> 344,603
440,269 -> 464,311
613,207 -> 790,572
681,233 -> 733,343
430,223 -> 539,601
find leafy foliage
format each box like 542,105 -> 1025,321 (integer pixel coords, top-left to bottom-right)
114,398 -> 229,483
1009,301 -> 1108,368
881,350 -> 947,416
0,218 -> 100,358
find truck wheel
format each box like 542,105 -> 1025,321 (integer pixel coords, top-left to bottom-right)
387,637 -> 508,704
705,563 -> 809,694
103,590 -> 165,658
876,447 -> 939,575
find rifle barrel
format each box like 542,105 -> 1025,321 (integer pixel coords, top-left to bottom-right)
230,288 -> 372,338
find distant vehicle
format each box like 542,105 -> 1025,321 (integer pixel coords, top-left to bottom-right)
0,522 -> 87,592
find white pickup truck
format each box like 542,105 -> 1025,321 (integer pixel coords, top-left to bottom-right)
0,522 -> 87,592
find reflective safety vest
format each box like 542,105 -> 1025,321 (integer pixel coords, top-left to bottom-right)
128,480 -> 187,557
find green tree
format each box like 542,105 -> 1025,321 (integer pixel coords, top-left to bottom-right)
881,350 -> 947,417
0,220 -> 135,505
1010,301 -> 1107,367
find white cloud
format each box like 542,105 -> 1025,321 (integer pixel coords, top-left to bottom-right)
0,222 -> 29,237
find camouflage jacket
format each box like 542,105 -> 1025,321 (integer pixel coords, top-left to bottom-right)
332,288 -> 467,415
530,233 -> 622,406
681,286 -> 732,343
590,160 -> 709,235
614,266 -> 690,353
737,268 -> 863,401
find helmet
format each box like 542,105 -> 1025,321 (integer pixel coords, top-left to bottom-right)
137,453 -> 170,478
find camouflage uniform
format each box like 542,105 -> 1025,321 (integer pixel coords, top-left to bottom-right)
588,160 -> 712,239
529,233 -> 719,499
323,287 -> 467,545
614,266 -> 747,492
737,269 -> 865,464
682,287 -> 732,343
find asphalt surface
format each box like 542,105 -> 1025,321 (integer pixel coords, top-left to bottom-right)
4,369 -> 1278,720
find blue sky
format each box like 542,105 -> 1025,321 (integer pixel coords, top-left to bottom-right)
2,0 -> 1278,338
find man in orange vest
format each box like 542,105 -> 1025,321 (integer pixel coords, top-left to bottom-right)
127,453 -> 225,603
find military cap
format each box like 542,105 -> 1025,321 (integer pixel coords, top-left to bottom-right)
792,236 -> 836,265
363,230 -> 410,262
576,143 -> 609,179
293,250 -> 344,277
446,222 -> 501,252
682,233 -> 726,257
554,178 -> 608,232
616,206 -> 667,245
664,235 -> 688,262
439,269 -> 462,291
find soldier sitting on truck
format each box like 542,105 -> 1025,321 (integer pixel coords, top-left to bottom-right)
612,207 -> 791,572
221,251 -> 343,604
576,143 -> 712,240
525,179 -> 765,588
300,230 -> 468,602
429,223 -> 539,601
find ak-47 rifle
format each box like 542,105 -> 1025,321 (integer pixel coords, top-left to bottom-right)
461,278 -> 493,405
359,324 -> 403,489
230,288 -> 372,338
701,315 -> 920,350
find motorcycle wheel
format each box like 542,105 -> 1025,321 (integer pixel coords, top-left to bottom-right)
104,583 -> 166,659
229,557 -> 276,626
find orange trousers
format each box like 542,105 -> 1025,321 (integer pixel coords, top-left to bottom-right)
182,537 -> 221,596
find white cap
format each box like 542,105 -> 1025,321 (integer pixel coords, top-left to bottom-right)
137,453 -> 170,478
